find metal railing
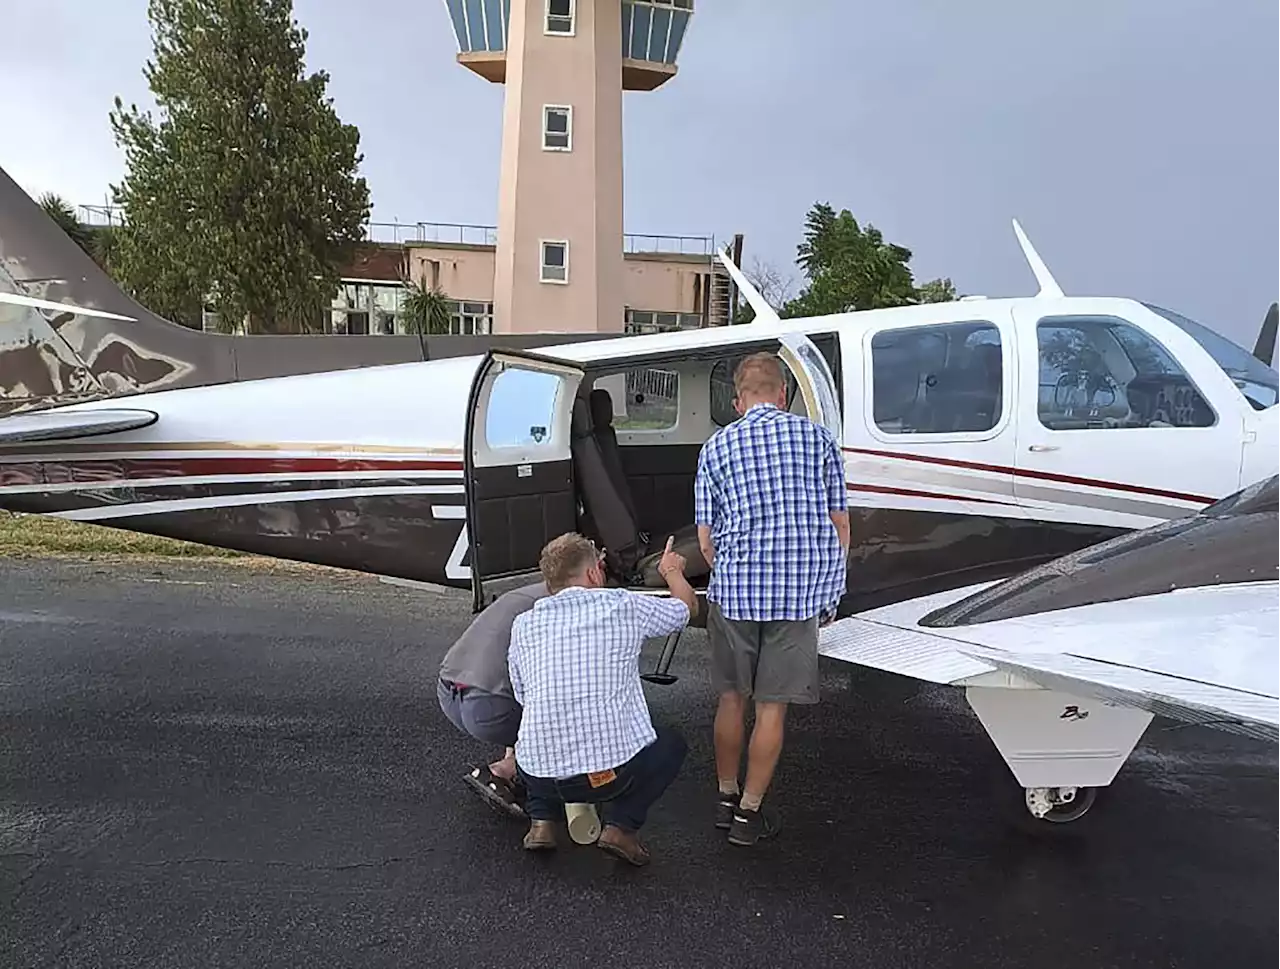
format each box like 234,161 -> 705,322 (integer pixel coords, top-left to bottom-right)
73,204 -> 716,257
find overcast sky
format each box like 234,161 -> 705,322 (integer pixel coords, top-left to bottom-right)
1,0 -> 1275,346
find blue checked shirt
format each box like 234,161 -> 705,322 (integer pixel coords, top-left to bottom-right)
695,403 -> 848,622
508,587 -> 690,779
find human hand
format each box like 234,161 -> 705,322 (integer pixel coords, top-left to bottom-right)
657,536 -> 686,579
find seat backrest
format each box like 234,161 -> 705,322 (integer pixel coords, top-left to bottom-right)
589,388 -> 640,523
570,395 -> 644,578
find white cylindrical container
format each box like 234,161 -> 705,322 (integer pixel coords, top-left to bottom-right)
565,802 -> 601,845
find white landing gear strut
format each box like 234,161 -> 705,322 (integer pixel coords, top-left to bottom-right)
964,684 -> 1154,826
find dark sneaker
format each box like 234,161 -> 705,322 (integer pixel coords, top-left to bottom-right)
727,804 -> 780,846
715,793 -> 740,830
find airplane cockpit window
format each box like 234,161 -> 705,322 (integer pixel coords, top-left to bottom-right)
870,321 -> 1003,434
1036,316 -> 1216,430
485,367 -> 561,448
1142,303 -> 1279,411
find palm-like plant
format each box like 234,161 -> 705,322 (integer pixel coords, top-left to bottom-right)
38,192 -> 95,255
400,276 -> 453,336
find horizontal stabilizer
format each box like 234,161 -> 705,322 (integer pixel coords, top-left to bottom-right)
0,407 -> 158,445
0,290 -> 138,322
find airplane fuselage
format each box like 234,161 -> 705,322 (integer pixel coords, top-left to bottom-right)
0,295 -> 1275,615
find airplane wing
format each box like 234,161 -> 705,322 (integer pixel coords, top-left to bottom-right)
0,407 -> 158,444
819,581 -> 1279,743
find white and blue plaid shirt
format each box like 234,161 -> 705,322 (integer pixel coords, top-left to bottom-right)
508,587 -> 689,779
695,403 -> 848,623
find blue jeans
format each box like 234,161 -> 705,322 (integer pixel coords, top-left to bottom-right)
516,726 -> 688,833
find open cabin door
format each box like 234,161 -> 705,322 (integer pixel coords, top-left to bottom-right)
464,350 -> 586,611
778,332 -> 843,441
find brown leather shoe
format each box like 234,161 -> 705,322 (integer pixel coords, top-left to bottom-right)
595,824 -> 650,866
522,820 -> 557,851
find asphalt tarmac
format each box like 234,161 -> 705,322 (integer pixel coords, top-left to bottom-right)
1,558 -> 1276,968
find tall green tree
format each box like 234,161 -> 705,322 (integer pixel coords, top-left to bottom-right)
782,202 -> 958,317
108,0 -> 370,332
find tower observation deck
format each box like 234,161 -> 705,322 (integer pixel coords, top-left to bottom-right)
445,0 -> 692,89
442,1 -> 695,333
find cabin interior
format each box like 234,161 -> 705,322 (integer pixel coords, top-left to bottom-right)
468,333 -> 843,605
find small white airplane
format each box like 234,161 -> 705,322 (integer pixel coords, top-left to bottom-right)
2,170 -> 1276,828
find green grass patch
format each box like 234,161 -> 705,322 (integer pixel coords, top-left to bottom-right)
0,512 -> 245,559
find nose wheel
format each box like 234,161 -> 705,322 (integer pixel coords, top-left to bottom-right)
1024,785 -> 1099,823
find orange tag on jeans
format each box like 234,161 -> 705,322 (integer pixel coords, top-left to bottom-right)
587,769 -> 617,788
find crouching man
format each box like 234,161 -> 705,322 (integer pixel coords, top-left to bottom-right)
508,533 -> 695,867
437,581 -> 549,816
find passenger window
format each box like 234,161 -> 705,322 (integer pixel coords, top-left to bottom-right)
613,368 -> 679,431
1036,316 -> 1216,430
485,368 -> 561,448
870,321 -> 1003,434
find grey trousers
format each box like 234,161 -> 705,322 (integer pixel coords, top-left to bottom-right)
437,677 -> 522,747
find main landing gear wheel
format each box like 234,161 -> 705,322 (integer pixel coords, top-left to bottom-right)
1024,785 -> 1099,824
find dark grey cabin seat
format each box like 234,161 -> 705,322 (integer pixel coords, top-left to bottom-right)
570,392 -> 708,587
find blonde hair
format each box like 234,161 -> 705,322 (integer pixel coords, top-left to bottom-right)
734,352 -> 786,399
539,532 -> 600,592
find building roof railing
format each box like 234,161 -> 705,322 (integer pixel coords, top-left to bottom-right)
74,204 -> 716,257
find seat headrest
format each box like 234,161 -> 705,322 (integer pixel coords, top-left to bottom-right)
589,388 -> 614,429
571,395 -> 593,438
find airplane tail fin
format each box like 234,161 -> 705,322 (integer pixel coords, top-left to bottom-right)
1253,302 -> 1277,366
0,164 -> 224,415
715,246 -> 780,325
1012,218 -> 1064,298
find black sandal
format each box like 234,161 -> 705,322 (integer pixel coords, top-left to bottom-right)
463,764 -> 527,819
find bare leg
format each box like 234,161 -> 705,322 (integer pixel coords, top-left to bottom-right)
489,747 -> 516,782
742,701 -> 787,806
714,691 -> 747,790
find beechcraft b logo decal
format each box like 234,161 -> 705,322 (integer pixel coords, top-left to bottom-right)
1060,704 -> 1089,721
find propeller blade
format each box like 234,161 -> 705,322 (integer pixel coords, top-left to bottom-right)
1252,302 -> 1277,366
0,290 -> 137,322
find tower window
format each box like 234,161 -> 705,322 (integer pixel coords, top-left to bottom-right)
540,240 -> 569,283
542,105 -> 572,151
545,0 -> 574,34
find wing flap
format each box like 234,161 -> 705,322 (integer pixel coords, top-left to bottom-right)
819,616 -> 996,684
0,407 -> 158,444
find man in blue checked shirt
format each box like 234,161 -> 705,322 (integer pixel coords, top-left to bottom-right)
695,352 -> 851,847
508,532 -> 697,867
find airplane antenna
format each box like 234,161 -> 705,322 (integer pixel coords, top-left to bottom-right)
1011,218 -> 1064,298
715,247 -> 779,325
1252,302 -> 1277,365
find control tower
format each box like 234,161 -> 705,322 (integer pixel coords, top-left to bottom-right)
443,0 -> 693,334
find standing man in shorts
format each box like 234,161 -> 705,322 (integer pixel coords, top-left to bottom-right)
695,351 -> 850,846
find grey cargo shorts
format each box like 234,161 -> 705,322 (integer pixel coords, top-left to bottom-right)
707,602 -> 820,705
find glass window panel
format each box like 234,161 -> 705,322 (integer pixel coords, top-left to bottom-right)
446,0 -> 469,50
486,369 -> 561,448
665,9 -> 689,61
614,368 -> 679,430
629,2 -> 651,60
649,7 -> 672,62
465,0 -> 487,50
870,321 -> 1003,434
1036,316 -> 1216,430
483,0 -> 505,49
620,2 -> 633,56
